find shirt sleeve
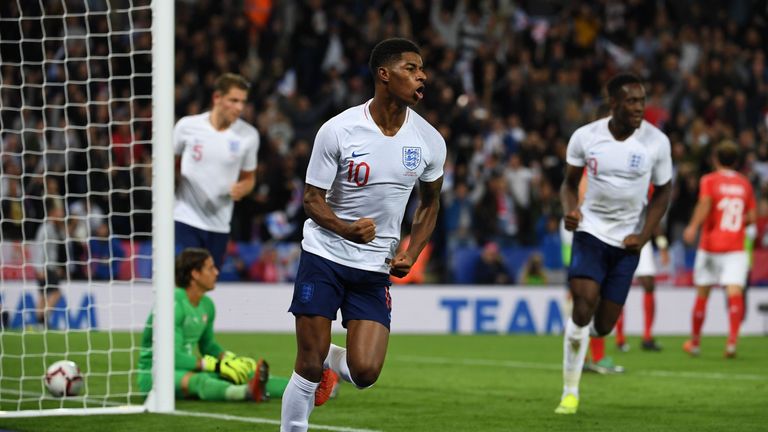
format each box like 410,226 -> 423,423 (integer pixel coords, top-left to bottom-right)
197,297 -> 224,358
173,118 -> 188,156
698,175 -> 713,200
174,300 -> 199,371
305,121 -> 341,190
651,134 -> 673,186
241,129 -> 259,172
565,128 -> 586,167
419,132 -> 446,183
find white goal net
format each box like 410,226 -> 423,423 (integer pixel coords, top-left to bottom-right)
0,0 -> 174,416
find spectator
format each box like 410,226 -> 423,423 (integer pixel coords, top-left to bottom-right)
88,222 -> 126,281
443,181 -> 477,252
249,243 -> 283,283
474,242 -> 510,285
430,0 -> 465,49
473,170 -> 518,247
519,252 -> 547,286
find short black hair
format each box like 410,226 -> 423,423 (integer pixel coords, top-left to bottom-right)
606,73 -> 643,99
175,247 -> 211,288
369,38 -> 421,77
715,140 -> 740,168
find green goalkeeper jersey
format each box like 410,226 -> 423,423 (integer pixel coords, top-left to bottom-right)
138,288 -> 224,371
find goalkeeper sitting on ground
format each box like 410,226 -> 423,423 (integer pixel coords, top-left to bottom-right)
137,247 -> 291,402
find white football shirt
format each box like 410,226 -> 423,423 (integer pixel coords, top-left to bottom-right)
303,100 -> 446,273
30,221 -> 64,273
173,112 -> 259,233
567,117 -> 672,248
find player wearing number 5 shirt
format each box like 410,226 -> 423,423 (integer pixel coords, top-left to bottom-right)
173,73 -> 259,268
280,38 -> 446,432
682,141 -> 756,359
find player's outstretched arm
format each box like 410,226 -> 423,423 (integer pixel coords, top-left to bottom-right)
683,193 -> 712,245
391,176 -> 443,278
303,183 -> 376,243
560,164 -> 583,232
626,181 -> 672,252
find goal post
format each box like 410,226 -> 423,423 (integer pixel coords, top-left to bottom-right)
150,0 -> 175,414
0,0 -> 174,417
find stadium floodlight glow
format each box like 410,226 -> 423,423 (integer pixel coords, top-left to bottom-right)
0,0 -> 174,417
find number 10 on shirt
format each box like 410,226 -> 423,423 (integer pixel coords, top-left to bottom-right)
347,161 -> 370,186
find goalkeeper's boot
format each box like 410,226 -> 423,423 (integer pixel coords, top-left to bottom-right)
554,393 -> 579,415
683,340 -> 700,357
247,359 -> 269,403
724,344 -> 737,359
314,368 -> 339,407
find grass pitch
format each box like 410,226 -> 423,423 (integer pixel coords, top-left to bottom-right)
0,332 -> 766,431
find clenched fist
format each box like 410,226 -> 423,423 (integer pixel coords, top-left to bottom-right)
344,218 -> 376,243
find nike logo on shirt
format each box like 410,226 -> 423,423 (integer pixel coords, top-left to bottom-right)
351,151 -> 370,158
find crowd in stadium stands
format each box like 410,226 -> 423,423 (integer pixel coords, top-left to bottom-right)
1,0 -> 768,284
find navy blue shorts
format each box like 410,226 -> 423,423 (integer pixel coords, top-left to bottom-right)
289,250 -> 392,329
568,231 -> 640,305
174,221 -> 229,269
37,267 -> 61,293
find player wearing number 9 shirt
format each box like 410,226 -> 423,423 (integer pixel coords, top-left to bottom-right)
682,141 -> 756,358
556,73 -> 672,415
280,38 -> 446,432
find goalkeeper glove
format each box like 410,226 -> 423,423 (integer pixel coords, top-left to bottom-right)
199,351 -> 236,370
219,356 -> 251,384
233,355 -> 258,372
200,354 -> 251,384
221,351 -> 257,378
221,351 -> 259,374
200,355 -> 219,373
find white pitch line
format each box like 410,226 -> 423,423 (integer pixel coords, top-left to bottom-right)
639,369 -> 768,381
396,355 -> 768,381
171,410 -> 383,432
1,389 -> 382,431
0,388 -> 132,406
397,355 -> 562,371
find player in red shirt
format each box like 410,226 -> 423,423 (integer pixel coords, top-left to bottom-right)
683,141 -> 756,358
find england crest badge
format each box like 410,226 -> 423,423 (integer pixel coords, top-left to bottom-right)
298,283 -> 314,303
627,152 -> 645,171
229,140 -> 240,153
402,146 -> 421,170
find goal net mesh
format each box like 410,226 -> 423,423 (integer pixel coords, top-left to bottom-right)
1,0 -> 154,412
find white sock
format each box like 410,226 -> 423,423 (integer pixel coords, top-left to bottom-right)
588,320 -> 599,337
280,371 -> 319,432
562,318 -> 589,398
324,344 -> 356,386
